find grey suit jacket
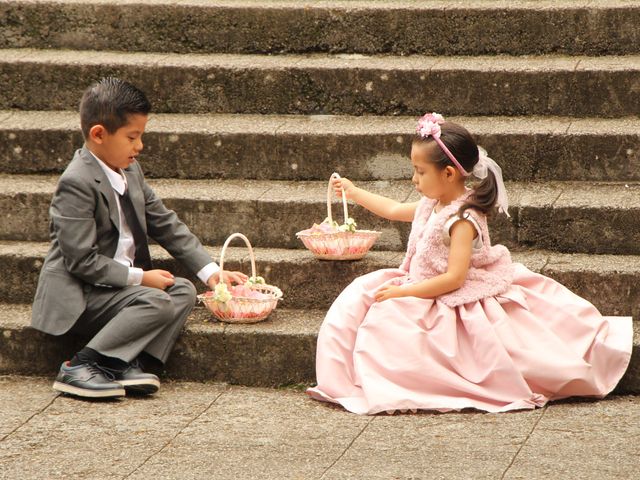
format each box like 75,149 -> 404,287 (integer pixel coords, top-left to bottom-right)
31,146 -> 213,335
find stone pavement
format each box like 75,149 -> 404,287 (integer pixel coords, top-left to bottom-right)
0,376 -> 638,480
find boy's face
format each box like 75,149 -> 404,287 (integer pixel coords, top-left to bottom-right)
88,114 -> 148,171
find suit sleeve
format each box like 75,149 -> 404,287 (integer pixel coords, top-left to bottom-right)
50,176 -> 129,287
139,169 -> 213,275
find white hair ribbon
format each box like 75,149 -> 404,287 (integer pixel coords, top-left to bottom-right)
473,147 -> 510,217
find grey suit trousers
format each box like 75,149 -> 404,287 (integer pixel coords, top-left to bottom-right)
69,277 -> 197,364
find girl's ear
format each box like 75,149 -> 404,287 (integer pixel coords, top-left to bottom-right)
443,165 -> 457,181
88,124 -> 106,144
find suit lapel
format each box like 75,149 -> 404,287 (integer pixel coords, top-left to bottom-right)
80,146 -> 121,232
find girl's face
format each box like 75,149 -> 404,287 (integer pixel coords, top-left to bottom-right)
410,142 -> 457,200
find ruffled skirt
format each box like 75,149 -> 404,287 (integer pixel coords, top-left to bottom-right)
306,264 -> 632,414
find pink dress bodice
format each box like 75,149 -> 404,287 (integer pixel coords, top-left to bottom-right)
400,192 -> 514,307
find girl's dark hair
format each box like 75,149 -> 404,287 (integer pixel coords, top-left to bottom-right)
79,77 -> 151,139
412,121 -> 498,217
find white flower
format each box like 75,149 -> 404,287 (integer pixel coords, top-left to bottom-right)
214,282 -> 232,303
246,276 -> 265,286
338,217 -> 357,233
322,218 -> 340,229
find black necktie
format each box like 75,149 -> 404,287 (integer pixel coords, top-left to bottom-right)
119,189 -> 152,270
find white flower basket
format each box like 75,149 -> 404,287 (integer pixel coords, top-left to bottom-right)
296,173 -> 381,260
197,233 -> 283,324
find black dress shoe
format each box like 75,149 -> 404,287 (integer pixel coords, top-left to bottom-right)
112,360 -> 160,395
53,361 -> 125,398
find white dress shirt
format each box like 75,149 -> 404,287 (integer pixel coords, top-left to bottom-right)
91,152 -> 219,286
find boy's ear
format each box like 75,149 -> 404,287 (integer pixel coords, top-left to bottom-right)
88,124 -> 107,144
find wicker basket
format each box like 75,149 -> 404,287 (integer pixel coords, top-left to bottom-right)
197,233 -> 283,324
296,173 -> 381,260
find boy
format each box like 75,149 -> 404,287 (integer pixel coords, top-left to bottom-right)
31,77 -> 246,399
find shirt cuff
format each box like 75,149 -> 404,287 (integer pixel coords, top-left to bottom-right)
197,262 -> 220,285
127,267 -> 144,286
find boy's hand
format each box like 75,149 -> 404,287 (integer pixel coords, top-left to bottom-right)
207,270 -> 248,290
331,176 -> 357,200
142,269 -> 176,290
374,284 -> 404,302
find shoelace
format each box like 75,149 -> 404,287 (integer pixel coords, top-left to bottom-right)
86,362 -> 119,381
100,361 -> 143,378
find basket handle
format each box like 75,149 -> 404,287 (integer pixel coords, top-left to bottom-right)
327,172 -> 349,225
218,233 -> 257,284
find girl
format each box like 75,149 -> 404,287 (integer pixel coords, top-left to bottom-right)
306,113 -> 632,415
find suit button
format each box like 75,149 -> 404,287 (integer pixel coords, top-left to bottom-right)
83,285 -> 92,293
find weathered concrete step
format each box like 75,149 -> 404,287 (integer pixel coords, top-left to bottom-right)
1,241 -> 639,320
2,1 -> 639,56
0,303 -> 320,387
0,303 -> 637,393
2,49 -> 639,117
0,175 -> 414,251
1,176 -> 640,255
2,110 -> 639,182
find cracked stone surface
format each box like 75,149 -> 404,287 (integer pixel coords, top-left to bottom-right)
0,377 -> 638,480
0,376 -> 56,439
0,377 -> 226,479
127,386 -> 370,480
502,397 -> 640,480
324,408 -> 544,479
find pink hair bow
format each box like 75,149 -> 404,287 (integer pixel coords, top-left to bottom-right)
416,112 -> 470,177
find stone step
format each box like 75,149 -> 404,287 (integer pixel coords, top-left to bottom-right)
1,110 -> 639,182
2,1 -> 639,56
1,241 -> 639,320
1,49 -> 639,117
1,175 -> 639,255
0,303 -> 637,393
0,303 -> 319,387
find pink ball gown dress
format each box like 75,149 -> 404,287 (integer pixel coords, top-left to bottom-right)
306,193 -> 633,414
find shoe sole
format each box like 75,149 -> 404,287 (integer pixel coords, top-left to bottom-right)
119,378 -> 160,395
53,381 -> 125,398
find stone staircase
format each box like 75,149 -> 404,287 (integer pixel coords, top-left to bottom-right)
0,0 -> 638,392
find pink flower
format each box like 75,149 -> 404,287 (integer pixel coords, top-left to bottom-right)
416,112 -> 446,139
297,221 -> 341,236
230,284 -> 269,300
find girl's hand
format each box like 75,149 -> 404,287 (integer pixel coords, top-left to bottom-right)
374,284 -> 405,302
331,176 -> 358,200
207,270 -> 248,290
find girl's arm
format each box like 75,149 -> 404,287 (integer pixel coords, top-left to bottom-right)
333,177 -> 417,222
375,219 -> 476,301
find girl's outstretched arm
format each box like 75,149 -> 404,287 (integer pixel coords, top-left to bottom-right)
375,219 -> 476,301
333,176 -> 417,222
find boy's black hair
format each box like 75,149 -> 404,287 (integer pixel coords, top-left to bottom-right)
79,77 -> 151,139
